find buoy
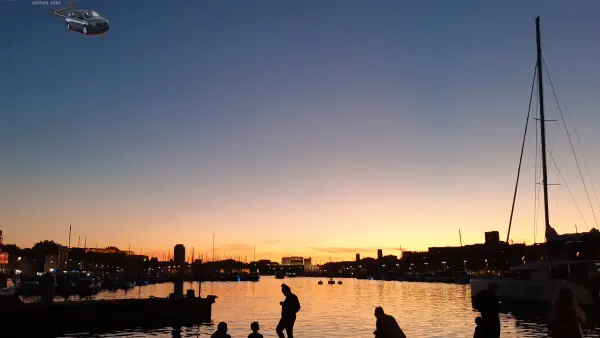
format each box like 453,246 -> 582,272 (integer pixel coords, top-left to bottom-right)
318,280 -> 323,285
337,280 -> 343,284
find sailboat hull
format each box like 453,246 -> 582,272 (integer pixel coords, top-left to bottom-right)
470,277 -> 597,317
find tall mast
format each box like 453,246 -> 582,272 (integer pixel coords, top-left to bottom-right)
535,17 -> 552,237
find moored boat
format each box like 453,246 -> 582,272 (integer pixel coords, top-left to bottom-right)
471,260 -> 600,315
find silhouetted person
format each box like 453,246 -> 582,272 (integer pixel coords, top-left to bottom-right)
276,283 -> 300,338
248,321 -> 263,338
473,283 -> 500,338
172,325 -> 182,338
211,322 -> 231,338
548,288 -> 584,338
373,307 -> 406,338
473,317 -> 485,338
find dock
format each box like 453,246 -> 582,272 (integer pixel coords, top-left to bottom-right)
0,294 -> 217,336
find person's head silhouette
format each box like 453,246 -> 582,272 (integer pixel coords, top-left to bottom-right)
281,283 -> 291,296
217,322 -> 227,332
251,321 -> 260,332
374,306 -> 385,319
475,317 -> 483,326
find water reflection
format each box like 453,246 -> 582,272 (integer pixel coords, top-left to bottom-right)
59,277 -> 600,337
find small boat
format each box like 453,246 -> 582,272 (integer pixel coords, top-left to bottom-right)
317,280 -> 323,285
275,271 -> 285,279
337,280 -> 343,285
327,279 -> 335,285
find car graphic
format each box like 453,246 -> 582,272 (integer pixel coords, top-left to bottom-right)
65,10 -> 109,35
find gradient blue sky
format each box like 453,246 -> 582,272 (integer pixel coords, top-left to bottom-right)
2,0 -> 600,262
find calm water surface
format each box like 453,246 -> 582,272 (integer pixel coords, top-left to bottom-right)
60,277 -> 599,337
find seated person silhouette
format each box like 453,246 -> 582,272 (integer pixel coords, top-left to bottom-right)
474,317 -> 485,338
211,322 -> 231,338
373,306 -> 406,338
248,321 -> 264,338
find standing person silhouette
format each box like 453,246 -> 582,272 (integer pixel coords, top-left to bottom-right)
548,288 -> 584,338
276,283 -> 300,338
473,283 -> 500,338
373,307 -> 406,338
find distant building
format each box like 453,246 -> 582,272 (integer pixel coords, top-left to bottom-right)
281,256 -> 304,266
485,231 -> 500,245
303,257 -> 312,266
0,252 -> 8,272
86,247 -> 135,255
174,244 -> 186,265
58,247 -> 70,269
377,249 -> 383,260
44,254 -> 58,272
356,253 -> 360,262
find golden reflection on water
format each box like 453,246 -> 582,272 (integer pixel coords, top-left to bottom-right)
61,276 -> 598,337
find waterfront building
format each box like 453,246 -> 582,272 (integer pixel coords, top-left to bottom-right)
174,244 -> 186,266
281,256 -> 303,266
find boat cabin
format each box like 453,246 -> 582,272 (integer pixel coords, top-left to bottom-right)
508,260 -> 600,283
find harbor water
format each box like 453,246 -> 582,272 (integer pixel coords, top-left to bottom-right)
60,276 -> 599,337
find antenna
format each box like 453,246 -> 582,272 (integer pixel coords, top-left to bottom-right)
459,229 -> 463,247
68,224 -> 72,248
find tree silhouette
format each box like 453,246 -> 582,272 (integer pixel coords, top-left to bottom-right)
32,240 -> 61,256
0,244 -> 21,255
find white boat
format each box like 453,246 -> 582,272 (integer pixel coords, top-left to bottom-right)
471,259 -> 599,311
471,16 -> 600,315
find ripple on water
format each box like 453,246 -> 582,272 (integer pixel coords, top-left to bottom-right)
58,277 -> 600,337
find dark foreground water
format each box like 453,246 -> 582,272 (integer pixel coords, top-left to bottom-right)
59,276 -> 599,337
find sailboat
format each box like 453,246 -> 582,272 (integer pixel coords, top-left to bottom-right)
470,17 -> 600,314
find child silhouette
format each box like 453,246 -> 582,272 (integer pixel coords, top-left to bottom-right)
248,321 -> 263,338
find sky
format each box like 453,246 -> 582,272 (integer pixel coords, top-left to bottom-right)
2,0 -> 600,263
